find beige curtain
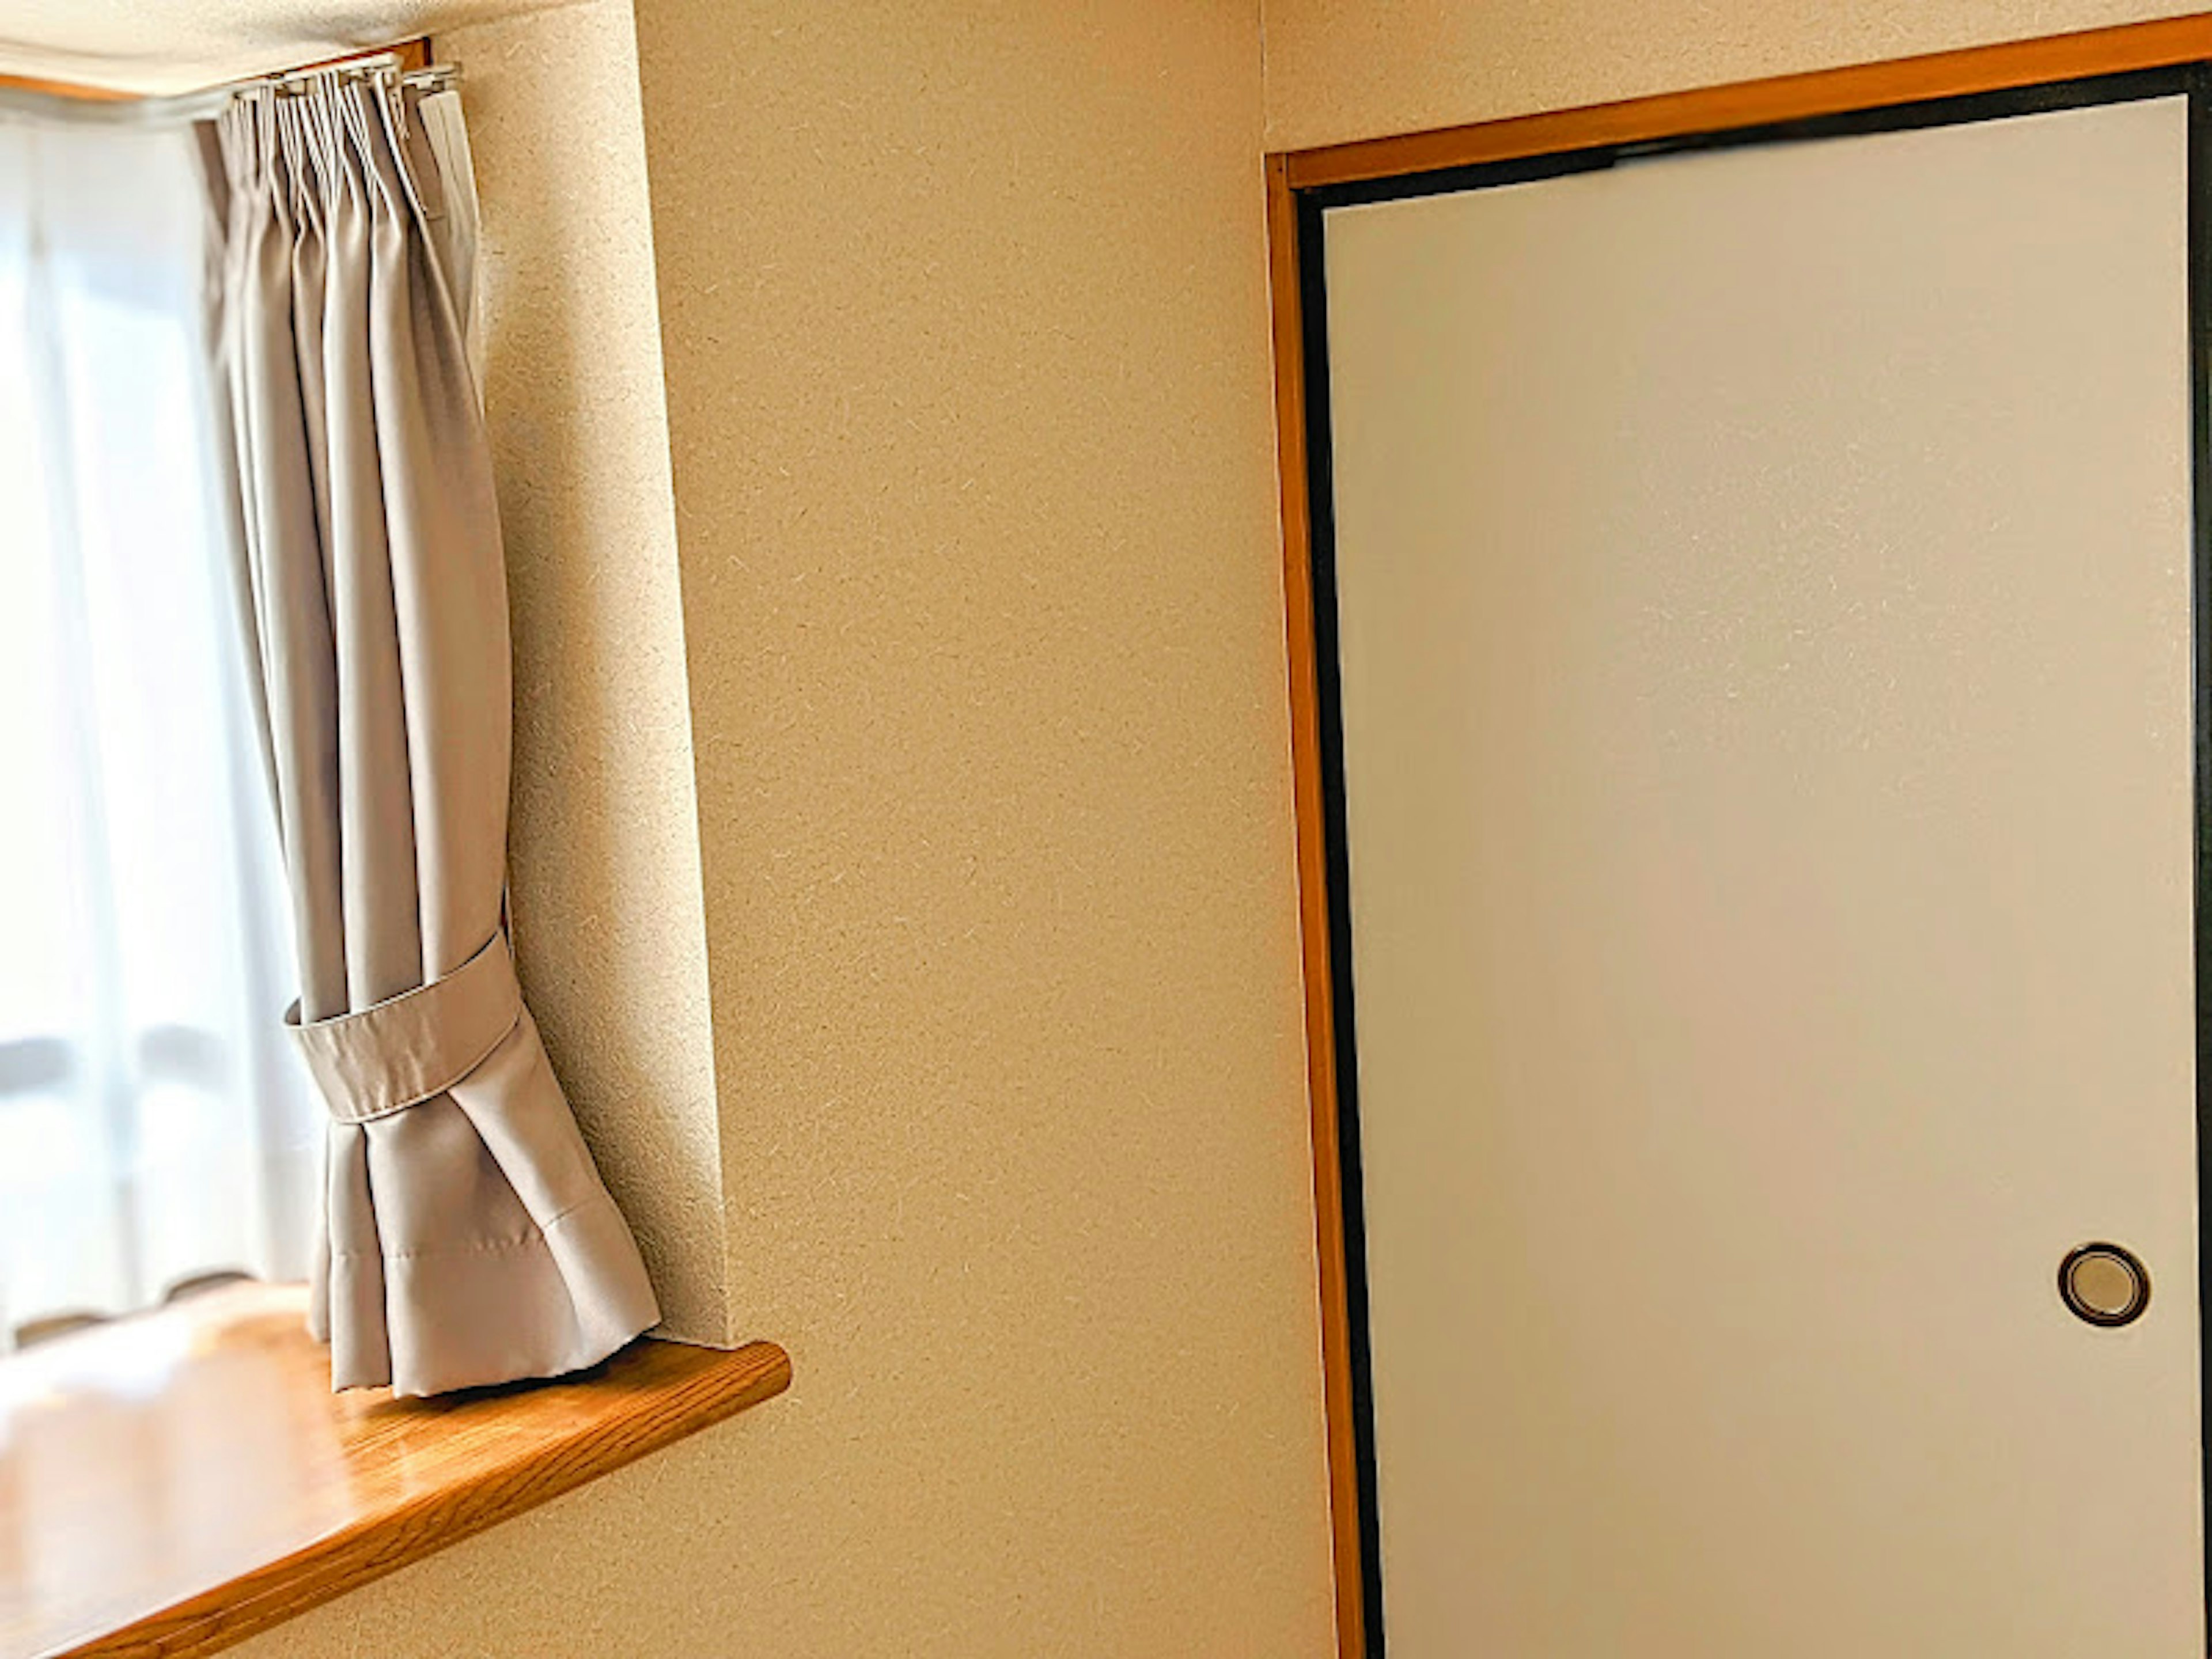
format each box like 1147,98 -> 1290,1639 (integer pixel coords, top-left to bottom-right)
213,76 -> 658,1396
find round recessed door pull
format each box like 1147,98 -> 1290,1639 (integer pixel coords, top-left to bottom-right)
2058,1242 -> 2151,1328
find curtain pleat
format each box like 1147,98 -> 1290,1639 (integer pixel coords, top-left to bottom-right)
215,77 -> 658,1396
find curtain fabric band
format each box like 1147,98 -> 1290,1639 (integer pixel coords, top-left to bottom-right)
286,927 -> 522,1123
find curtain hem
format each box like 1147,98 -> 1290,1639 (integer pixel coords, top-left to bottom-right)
323,1189 -> 659,1397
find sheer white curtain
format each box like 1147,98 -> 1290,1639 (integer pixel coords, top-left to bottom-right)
0,109 -> 319,1347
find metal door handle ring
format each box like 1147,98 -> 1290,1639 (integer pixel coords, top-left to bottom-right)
2058,1241 -> 2151,1329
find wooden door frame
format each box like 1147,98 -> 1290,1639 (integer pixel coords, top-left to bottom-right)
1268,16 -> 2212,1655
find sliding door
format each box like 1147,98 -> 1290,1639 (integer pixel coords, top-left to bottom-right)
1320,92 -> 2203,1654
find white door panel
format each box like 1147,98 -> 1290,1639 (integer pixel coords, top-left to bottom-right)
1324,96 -> 2202,1656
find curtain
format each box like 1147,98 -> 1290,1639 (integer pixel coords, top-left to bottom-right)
214,76 -> 658,1396
0,112 -> 321,1347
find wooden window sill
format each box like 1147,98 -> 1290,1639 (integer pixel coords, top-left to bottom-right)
0,1283 -> 790,1659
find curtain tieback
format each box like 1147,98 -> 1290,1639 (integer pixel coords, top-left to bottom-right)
286,930 -> 524,1124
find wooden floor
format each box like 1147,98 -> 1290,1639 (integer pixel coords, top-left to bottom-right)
0,1283 -> 790,1659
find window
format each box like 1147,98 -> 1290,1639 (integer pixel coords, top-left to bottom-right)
0,110 -> 319,1346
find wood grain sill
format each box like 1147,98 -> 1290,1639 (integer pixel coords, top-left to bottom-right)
0,1284 -> 790,1659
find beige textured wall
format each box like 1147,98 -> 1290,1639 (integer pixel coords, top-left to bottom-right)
637,0 -> 1332,1647
1261,0 -> 2206,148
232,2 -> 1336,1656
440,0 -> 730,1345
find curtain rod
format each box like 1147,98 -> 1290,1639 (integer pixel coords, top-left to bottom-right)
232,51 -> 460,99
0,48 -> 459,127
